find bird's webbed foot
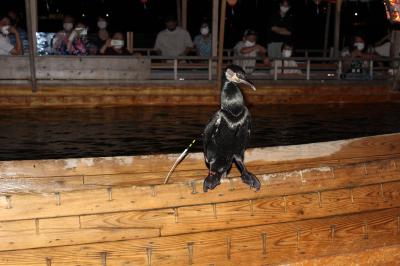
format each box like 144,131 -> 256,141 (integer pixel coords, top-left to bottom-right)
203,171 -> 222,192
241,171 -> 261,191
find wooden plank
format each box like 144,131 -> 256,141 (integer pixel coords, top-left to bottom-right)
35,57 -> 151,80
1,133 -> 400,182
0,180 -> 398,251
81,181 -> 400,237
0,208 -> 399,265
289,244 -> 400,265
0,158 -> 400,222
0,215 -> 160,251
0,56 -> 30,80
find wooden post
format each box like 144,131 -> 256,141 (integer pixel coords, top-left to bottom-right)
25,0 -> 38,92
127,32 -> 134,53
212,0 -> 219,58
176,0 -> 182,26
216,0 -> 227,89
182,0 -> 188,30
323,2 -> 332,58
334,0 -> 342,57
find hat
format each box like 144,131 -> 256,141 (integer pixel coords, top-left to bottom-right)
243,29 -> 257,37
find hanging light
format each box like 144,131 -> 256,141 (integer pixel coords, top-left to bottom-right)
384,0 -> 400,24
140,0 -> 148,9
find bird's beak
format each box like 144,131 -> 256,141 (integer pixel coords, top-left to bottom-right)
239,76 -> 256,91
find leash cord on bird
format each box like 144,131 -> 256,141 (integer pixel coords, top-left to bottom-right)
164,139 -> 197,184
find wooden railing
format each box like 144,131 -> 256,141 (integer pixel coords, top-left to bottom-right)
0,54 -> 398,83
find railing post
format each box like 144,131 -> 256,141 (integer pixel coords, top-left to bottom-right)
369,60 -> 373,79
25,0 -> 38,92
337,60 -> 342,80
173,59 -> 178,80
208,58 -> 212,81
306,59 -> 310,80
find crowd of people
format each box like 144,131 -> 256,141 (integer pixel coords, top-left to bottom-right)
0,0 -> 396,78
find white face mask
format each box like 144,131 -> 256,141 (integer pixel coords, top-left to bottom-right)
74,27 -> 88,37
63,23 -> 73,31
280,5 -> 290,13
200,27 -> 209,35
97,21 -> 107,29
282,49 -> 292,58
354,42 -> 365,51
0,25 -> 10,35
244,40 -> 255,47
111,39 -> 124,49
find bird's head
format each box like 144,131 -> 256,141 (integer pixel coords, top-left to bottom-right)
224,65 -> 256,91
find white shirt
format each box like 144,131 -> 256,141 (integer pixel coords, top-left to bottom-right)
271,59 -> 302,74
233,41 -> 259,73
0,35 -> 14,55
154,27 -> 193,57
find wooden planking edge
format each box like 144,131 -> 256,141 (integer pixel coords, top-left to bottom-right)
1,133 -> 400,179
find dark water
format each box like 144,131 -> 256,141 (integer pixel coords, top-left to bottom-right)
1,104 -> 400,161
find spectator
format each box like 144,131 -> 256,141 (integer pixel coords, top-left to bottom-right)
87,15 -> 110,54
7,10 -> 29,54
341,35 -> 374,79
52,15 -> 75,55
193,22 -> 211,57
154,16 -> 193,57
0,13 -> 22,55
271,43 -> 301,75
100,32 -> 131,55
67,21 -> 88,55
233,29 -> 269,74
268,0 -> 294,58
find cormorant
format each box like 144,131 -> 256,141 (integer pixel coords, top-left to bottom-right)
203,65 -> 261,192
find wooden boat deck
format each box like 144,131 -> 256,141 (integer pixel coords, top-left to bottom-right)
0,133 -> 400,265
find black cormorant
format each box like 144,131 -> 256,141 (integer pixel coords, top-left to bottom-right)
203,65 -> 261,192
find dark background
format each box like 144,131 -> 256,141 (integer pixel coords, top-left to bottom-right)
1,0 -> 392,49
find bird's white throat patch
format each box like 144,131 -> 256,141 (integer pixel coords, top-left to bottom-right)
225,68 -> 241,83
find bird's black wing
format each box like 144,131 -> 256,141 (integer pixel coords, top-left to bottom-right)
202,111 -> 222,159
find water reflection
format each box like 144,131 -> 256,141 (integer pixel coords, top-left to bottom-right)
1,104 -> 400,160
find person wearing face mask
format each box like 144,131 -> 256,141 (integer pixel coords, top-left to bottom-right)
67,21 -> 88,55
270,43 -> 301,75
52,15 -> 75,55
342,35 -> 374,80
0,13 -> 22,55
7,10 -> 29,54
193,22 -> 212,57
233,29 -> 269,74
154,16 -> 193,57
100,32 -> 131,55
87,15 -> 110,54
268,0 -> 294,59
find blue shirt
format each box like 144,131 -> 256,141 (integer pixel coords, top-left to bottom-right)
193,34 -> 211,57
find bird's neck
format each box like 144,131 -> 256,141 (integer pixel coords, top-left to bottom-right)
221,81 -> 244,115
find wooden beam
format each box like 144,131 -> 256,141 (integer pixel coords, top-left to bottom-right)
0,180 -> 399,251
216,0 -> 227,89
176,0 -> 182,26
182,0 -> 188,30
24,0 -> 37,92
1,133 -> 400,180
334,0 -> 342,57
212,0 -> 219,58
323,2 -> 332,58
0,156 -> 399,222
